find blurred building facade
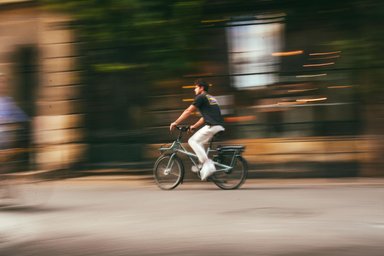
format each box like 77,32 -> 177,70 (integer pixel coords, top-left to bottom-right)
145,1 -> 384,177
0,0 -> 85,171
1,0 -> 383,177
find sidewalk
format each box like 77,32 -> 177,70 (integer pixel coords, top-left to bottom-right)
47,167 -> 384,188
31,161 -> 384,186
40,161 -> 361,179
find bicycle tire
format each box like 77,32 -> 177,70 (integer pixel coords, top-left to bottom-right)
153,154 -> 184,190
211,156 -> 248,190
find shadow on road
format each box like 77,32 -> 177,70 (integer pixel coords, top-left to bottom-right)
0,203 -> 71,213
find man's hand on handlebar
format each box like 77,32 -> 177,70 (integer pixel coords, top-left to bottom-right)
170,122 -> 178,131
188,125 -> 196,134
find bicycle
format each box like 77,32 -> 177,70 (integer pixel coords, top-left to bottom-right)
153,125 -> 248,190
1,127 -> 53,208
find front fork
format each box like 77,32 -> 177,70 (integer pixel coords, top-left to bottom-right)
164,153 -> 177,175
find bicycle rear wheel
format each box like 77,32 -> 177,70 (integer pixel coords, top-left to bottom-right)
212,156 -> 248,190
153,154 -> 184,190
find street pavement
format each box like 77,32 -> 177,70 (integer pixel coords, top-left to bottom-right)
1,177 -> 384,256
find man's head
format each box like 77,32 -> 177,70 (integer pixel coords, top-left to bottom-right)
194,79 -> 209,95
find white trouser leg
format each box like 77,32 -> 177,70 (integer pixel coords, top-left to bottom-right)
188,125 -> 225,164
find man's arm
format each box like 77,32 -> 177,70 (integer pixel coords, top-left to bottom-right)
170,104 -> 197,131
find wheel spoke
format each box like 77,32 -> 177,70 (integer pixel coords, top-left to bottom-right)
154,155 -> 184,190
212,156 -> 247,190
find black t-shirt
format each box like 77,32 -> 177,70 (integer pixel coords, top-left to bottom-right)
193,92 -> 224,126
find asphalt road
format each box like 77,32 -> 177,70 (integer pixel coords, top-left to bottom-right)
1,177 -> 384,256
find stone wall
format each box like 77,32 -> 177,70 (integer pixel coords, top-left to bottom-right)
0,4 -> 86,171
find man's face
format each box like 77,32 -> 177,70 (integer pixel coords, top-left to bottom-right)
194,85 -> 204,95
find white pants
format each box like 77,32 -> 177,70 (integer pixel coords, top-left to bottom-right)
188,125 -> 225,164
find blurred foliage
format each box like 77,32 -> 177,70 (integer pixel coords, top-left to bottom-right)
327,1 -> 384,103
39,0 -> 384,102
40,0 -> 204,79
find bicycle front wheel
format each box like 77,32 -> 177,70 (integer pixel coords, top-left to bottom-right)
212,156 -> 248,190
153,154 -> 184,190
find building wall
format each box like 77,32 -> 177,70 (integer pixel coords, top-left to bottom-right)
0,3 -> 85,171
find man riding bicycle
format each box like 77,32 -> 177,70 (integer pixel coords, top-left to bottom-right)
170,79 -> 225,181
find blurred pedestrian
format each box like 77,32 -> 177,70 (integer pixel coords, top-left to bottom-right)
170,79 -> 224,180
0,73 -> 28,155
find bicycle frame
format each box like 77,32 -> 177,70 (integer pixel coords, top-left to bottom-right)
159,138 -> 234,173
154,125 -> 248,190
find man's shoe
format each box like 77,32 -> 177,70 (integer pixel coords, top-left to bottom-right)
200,160 -> 216,181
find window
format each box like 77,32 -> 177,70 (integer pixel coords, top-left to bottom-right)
226,20 -> 283,89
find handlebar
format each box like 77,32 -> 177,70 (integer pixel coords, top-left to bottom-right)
176,125 -> 190,132
170,125 -> 190,140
